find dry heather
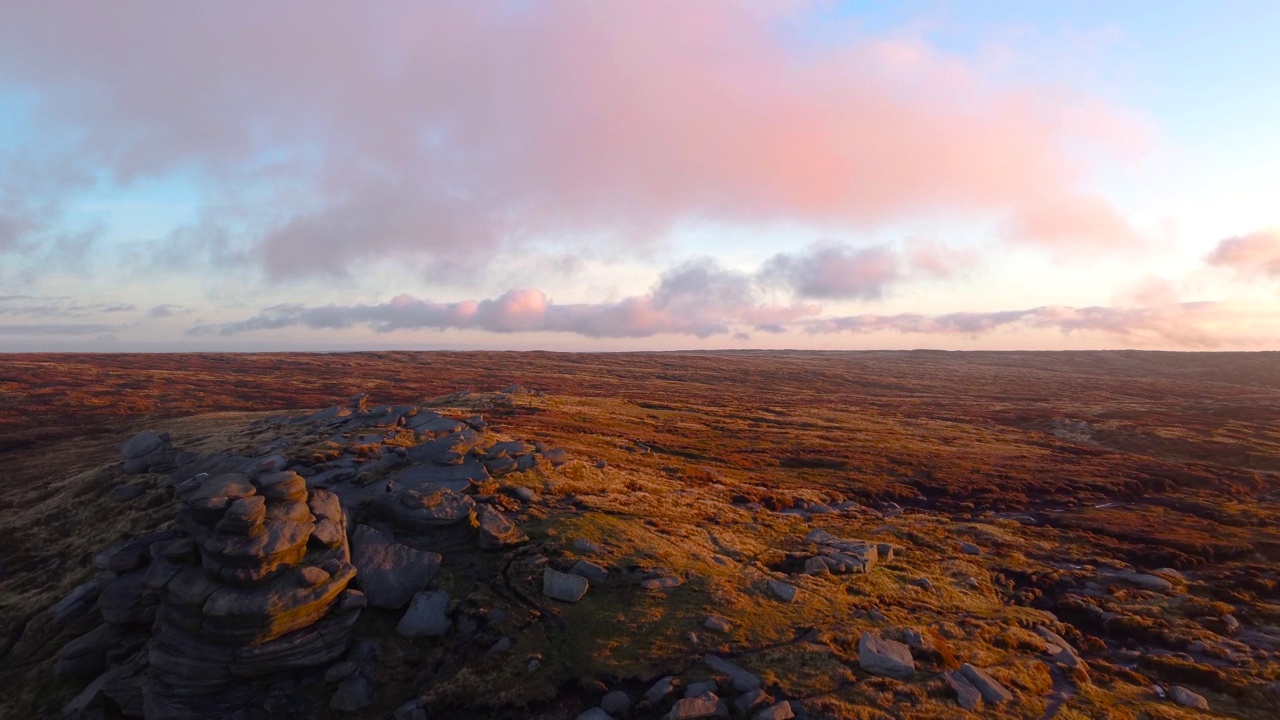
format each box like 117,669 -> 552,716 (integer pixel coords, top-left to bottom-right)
0,350 -> 1278,719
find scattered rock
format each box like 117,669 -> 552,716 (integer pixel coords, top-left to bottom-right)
1168,685 -> 1209,710
667,691 -> 719,719
350,524 -> 442,609
396,590 -> 452,638
475,503 -> 529,550
705,655 -> 762,692
544,568 -> 589,602
601,689 -> 632,716
735,689 -> 773,717
704,616 -> 732,633
330,673 -> 374,713
1112,570 -> 1174,592
858,631 -> 915,679
644,676 -> 679,705
767,580 -> 797,603
958,664 -> 1013,705
571,560 -> 609,584
960,542 -> 981,556
325,661 -> 358,683
752,701 -> 795,720
944,670 -> 982,710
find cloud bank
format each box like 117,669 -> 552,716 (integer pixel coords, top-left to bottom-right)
1206,229 -> 1280,278
0,1 -> 1144,278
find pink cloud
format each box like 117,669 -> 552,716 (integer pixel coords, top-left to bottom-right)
1205,229 -> 1280,278
202,260 -> 821,339
0,1 -> 1146,275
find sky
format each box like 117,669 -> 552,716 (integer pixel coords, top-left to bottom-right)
0,0 -> 1277,352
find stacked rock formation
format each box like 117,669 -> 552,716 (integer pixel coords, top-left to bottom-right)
142,471 -> 363,717
120,429 -> 179,474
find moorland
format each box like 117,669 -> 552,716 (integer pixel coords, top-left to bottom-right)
0,350 -> 1277,719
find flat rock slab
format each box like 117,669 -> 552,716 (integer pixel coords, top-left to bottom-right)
396,590 -> 452,638
944,670 -> 982,710
958,664 -> 1013,705
351,525 -> 442,609
859,631 -> 915,679
705,655 -> 762,692
544,568 -> 589,602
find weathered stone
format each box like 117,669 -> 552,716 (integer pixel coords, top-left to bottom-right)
330,673 -> 374,713
803,557 -> 830,575
752,702 -> 795,720
644,676 -> 679,705
299,566 -> 330,588
100,571 -> 153,625
705,655 -> 762,692
350,524 -> 442,609
958,664 -> 1013,705
667,692 -> 719,719
858,632 -> 914,679
944,670 -> 982,710
395,699 -> 429,720
396,590 -> 452,638
179,473 -> 257,512
476,503 -> 529,550
544,568 -> 589,602
1169,685 -> 1209,710
575,537 -> 606,555
1113,570 -> 1174,592
216,495 -> 267,534
642,575 -> 683,590
257,471 -> 307,500
571,560 -> 609,584
876,542 -> 895,561
121,430 -> 164,459
767,580 -> 797,603
325,661 -> 359,683
704,616 -> 732,633
50,578 -> 101,624
960,542 -> 982,556
685,681 -> 718,698
601,690 -> 632,716
735,689 -> 773,717
577,709 -> 615,720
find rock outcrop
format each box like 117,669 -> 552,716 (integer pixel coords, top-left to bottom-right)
143,474 -> 362,717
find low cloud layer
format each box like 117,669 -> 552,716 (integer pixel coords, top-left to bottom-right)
0,1 -> 1144,278
1206,229 -> 1280,278
200,260 -> 820,339
809,303 -> 1232,348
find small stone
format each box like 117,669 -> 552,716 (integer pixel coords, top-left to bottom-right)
325,661 -> 358,683
752,702 -> 795,720
394,699 -> 428,720
486,636 -> 514,657
960,542 -> 981,556
735,689 -> 773,717
575,537 -> 606,555
858,631 -> 915,678
915,577 -> 934,591
601,689 -> 631,716
330,674 -> 374,713
876,542 -> 894,561
667,692 -> 719,719
704,616 -> 732,633
298,566 -> 330,588
803,557 -> 830,575
767,580 -> 797,603
685,680 -> 718,697
577,709 -> 615,720
641,575 -> 682,590
1168,685 -> 1209,710
571,560 -> 609,584
544,568 -> 589,602
644,676 -> 679,705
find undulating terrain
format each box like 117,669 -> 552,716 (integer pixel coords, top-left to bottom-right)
0,350 -> 1278,719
